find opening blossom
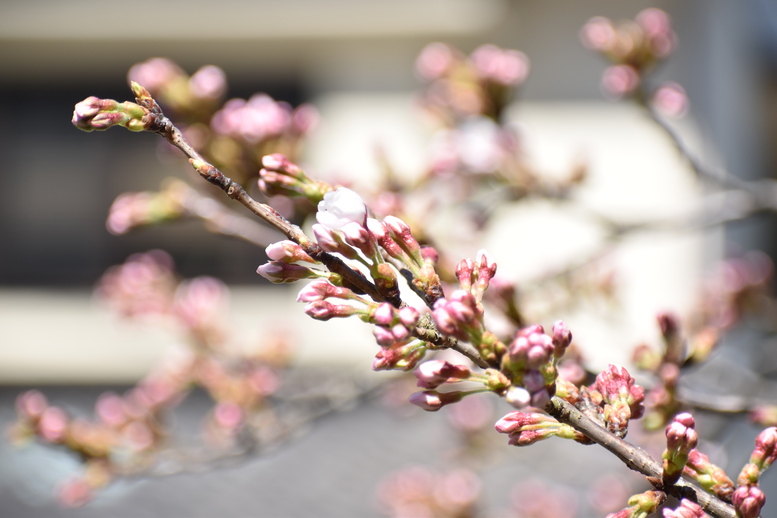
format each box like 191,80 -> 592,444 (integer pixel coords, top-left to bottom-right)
315,187 -> 368,231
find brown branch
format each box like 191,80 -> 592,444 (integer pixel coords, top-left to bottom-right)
546,397 -> 737,518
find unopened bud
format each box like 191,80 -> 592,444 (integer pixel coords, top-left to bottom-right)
408,390 -> 464,411
414,360 -> 471,389
731,485 -> 765,518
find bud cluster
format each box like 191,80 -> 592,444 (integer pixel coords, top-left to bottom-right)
259,153 -> 331,202
722,427 -> 777,518
72,96 -> 152,132
661,413 -> 699,485
415,42 -> 529,122
605,490 -> 666,518
580,9 -> 677,100
661,499 -> 707,518
494,411 -> 587,446
682,449 -> 734,500
376,467 -> 480,518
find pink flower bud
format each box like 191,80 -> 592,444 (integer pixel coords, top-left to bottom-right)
580,17 -> 616,51
414,360 -> 471,389
398,306 -> 420,327
257,261 -> 318,283
508,326 -> 554,369
408,390 -> 464,411
416,42 -> 455,81
261,153 -> 303,177
373,340 -> 426,371
372,303 -> 396,326
383,216 -> 420,255
601,65 -> 640,98
505,386 -> 531,409
470,45 -> 529,86
455,258 -> 475,290
296,280 -> 347,302
57,478 -> 93,508
265,240 -> 315,264
95,392 -> 126,428
16,390 -> 48,419
373,326 -> 398,347
38,407 -> 69,443
341,221 -> 375,256
189,65 -> 227,100
213,402 -> 244,430
665,413 -> 698,452
653,82 -> 688,118
732,485 -> 765,518
751,426 -> 777,471
551,321 -> 572,357
661,499 -> 706,518
304,300 -> 357,321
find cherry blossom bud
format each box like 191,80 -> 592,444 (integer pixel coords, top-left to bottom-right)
474,249 -> 497,289
495,411 -> 585,446
751,426 -> 777,472
398,306 -> 420,327
303,300 -> 359,321
420,246 -> 439,265
601,65 -> 640,98
261,153 -> 303,179
683,449 -> 734,499
731,485 -> 765,518
551,321 -> 572,358
95,392 -> 126,428
316,187 -> 367,230
416,42 -> 455,81
653,82 -> 688,118
455,258 -> 475,291
38,407 -> 69,443
607,490 -> 666,518
57,478 -> 93,508
373,326 -> 398,347
408,390 -> 464,411
372,340 -> 427,371
189,65 -> 227,100
505,386 -> 531,409
311,224 -> 360,259
383,216 -> 420,255
432,291 -> 482,341
16,390 -> 48,420
296,280 -> 356,303
661,499 -> 706,518
580,17 -> 616,52
72,96 -> 151,132
470,45 -> 529,86
508,325 -> 554,369
265,240 -> 316,264
372,303 -> 397,326
414,360 -> 471,389
663,413 -> 698,484
341,221 -> 376,257
257,261 -> 320,283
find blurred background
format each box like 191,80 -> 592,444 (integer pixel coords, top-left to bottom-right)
2,0 -> 777,516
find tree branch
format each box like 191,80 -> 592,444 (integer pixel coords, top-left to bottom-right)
546,397 -> 737,518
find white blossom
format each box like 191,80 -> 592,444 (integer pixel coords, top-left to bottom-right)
315,187 -> 367,231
